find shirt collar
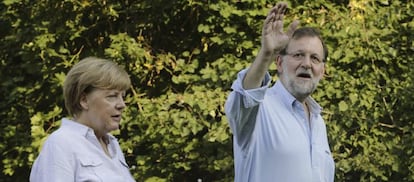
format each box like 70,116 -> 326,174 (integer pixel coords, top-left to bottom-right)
304,96 -> 322,114
61,118 -> 116,141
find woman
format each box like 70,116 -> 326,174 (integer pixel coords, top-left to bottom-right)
30,57 -> 136,182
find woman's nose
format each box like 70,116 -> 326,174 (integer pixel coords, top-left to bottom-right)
116,97 -> 126,109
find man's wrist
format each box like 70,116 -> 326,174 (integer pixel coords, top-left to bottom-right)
259,48 -> 278,61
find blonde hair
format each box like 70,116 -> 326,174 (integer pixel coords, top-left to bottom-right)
63,57 -> 131,117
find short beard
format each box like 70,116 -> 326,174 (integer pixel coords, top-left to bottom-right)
290,79 -> 317,100
281,73 -> 319,101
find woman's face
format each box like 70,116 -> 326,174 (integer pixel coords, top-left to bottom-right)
79,88 -> 126,135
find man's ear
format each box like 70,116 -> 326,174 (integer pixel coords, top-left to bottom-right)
79,93 -> 89,110
321,63 -> 326,79
276,55 -> 283,73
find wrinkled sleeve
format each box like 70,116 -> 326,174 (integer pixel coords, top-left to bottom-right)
30,136 -> 75,182
224,69 -> 271,148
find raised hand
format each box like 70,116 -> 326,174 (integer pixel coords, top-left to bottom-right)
243,2 -> 299,89
261,2 -> 299,55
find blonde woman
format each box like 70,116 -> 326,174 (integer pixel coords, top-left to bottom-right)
30,57 -> 135,182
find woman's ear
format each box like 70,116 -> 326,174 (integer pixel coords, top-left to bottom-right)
79,93 -> 89,110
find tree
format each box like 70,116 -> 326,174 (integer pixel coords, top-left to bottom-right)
0,0 -> 413,181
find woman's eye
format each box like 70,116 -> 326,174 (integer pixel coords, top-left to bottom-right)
108,94 -> 117,98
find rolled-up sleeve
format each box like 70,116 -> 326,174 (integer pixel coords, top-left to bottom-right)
225,69 -> 271,148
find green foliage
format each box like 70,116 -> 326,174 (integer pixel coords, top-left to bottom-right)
308,0 -> 414,181
120,87 -> 231,181
1,0 -> 413,181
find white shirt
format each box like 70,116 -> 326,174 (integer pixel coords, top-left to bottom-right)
30,118 -> 135,182
225,69 -> 335,182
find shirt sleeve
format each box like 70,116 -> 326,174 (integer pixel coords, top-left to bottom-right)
30,135 -> 75,182
224,69 -> 271,149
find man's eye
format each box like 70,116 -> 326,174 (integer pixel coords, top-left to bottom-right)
293,53 -> 304,58
311,56 -> 321,63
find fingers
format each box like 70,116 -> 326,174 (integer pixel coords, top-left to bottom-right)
262,13 -> 274,35
266,2 -> 288,32
270,2 -> 288,19
272,18 -> 284,34
263,11 -> 275,29
287,20 -> 300,37
263,2 -> 298,37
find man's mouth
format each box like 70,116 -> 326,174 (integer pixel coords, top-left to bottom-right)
297,73 -> 312,79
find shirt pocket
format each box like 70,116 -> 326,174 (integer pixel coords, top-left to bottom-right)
77,156 -> 103,182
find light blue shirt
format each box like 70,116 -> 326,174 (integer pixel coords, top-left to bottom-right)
30,118 -> 135,182
225,69 -> 335,182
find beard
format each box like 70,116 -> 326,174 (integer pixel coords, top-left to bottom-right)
280,72 -> 320,101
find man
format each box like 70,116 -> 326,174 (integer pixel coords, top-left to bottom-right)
225,2 -> 335,182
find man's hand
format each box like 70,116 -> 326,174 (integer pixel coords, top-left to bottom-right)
242,2 -> 299,90
261,2 -> 299,55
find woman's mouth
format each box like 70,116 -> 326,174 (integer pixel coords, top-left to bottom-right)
111,115 -> 122,122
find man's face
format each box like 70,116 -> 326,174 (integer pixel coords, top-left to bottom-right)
277,36 -> 325,101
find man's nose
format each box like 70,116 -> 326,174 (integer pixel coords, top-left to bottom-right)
301,56 -> 312,68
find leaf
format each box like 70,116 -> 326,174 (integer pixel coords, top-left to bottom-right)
338,101 -> 348,112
